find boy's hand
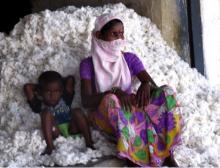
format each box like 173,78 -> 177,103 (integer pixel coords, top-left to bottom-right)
23,83 -> 38,101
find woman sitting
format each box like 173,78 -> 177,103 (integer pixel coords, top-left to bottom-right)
80,13 -> 183,167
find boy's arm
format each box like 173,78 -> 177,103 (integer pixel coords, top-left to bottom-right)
24,83 -> 36,101
23,83 -> 42,113
63,76 -> 75,106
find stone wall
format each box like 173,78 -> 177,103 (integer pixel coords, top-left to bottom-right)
31,0 -> 191,64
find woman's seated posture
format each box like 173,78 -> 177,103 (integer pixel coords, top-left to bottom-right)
80,13 -> 183,167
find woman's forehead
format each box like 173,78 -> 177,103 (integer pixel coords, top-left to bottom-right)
108,23 -> 124,31
94,13 -> 122,31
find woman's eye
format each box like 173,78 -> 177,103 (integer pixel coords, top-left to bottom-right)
112,32 -> 118,37
112,32 -> 124,37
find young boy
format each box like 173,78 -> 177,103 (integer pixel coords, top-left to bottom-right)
24,71 -> 94,154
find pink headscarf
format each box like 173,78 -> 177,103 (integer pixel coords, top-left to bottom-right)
91,13 -> 131,93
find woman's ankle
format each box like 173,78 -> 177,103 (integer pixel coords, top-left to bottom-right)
162,155 -> 178,167
126,159 -> 139,167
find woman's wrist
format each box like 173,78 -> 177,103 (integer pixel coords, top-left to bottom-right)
141,81 -> 152,87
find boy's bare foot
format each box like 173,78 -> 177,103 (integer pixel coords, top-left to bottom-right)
86,142 -> 95,150
162,155 -> 178,167
41,146 -> 55,155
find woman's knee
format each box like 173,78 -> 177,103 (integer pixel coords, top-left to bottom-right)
104,93 -> 117,99
102,93 -> 120,105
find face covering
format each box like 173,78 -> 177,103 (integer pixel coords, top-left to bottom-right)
100,38 -> 126,52
91,31 -> 131,93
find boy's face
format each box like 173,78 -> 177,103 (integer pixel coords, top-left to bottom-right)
42,81 -> 62,106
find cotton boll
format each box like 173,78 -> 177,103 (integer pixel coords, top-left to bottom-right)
27,130 -> 45,154
13,131 -> 30,148
201,146 -> 220,167
0,132 -> 13,155
51,136 -> 103,166
38,155 -> 54,167
164,70 -> 179,87
5,116 -> 22,135
92,130 -> 117,156
174,147 -> 203,167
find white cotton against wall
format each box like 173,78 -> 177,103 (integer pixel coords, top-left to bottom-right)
200,0 -> 220,88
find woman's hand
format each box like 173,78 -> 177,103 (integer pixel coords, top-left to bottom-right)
135,82 -> 151,109
114,88 -> 132,112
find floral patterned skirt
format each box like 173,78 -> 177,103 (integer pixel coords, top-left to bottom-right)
92,85 -> 183,166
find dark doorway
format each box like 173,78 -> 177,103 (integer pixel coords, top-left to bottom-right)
187,0 -> 204,75
0,0 -> 32,34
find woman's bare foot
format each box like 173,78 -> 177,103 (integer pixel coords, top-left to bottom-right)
162,155 -> 178,167
126,159 -> 139,167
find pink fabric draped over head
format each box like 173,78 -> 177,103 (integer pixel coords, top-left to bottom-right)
91,13 -> 131,93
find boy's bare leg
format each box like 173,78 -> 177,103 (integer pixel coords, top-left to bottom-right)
70,108 -> 94,149
41,110 -> 59,155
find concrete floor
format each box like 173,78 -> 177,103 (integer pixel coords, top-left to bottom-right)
92,157 -> 126,167
73,156 -> 126,167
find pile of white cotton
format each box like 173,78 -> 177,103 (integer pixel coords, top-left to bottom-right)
0,3 -> 220,167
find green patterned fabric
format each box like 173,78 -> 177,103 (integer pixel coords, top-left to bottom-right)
135,150 -> 147,160
134,136 -> 142,147
95,85 -> 183,166
58,123 -> 70,137
147,130 -> 155,143
166,95 -> 177,111
122,127 -> 129,140
151,87 -> 162,98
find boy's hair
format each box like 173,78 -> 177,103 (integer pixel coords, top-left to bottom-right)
100,19 -> 123,36
38,71 -> 63,91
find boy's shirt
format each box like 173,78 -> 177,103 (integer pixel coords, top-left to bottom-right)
28,88 -> 74,125
43,98 -> 71,124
